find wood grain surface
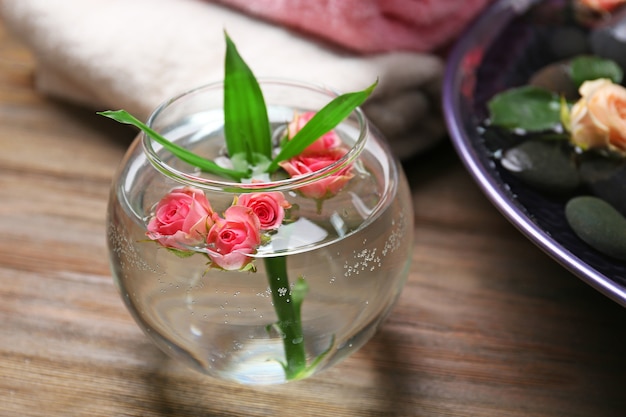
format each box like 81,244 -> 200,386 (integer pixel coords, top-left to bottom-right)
2,21 -> 626,417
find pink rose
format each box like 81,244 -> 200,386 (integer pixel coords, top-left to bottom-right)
206,205 -> 261,270
287,111 -> 343,156
146,187 -> 213,249
279,148 -> 354,200
281,111 -> 354,200
236,192 -> 291,231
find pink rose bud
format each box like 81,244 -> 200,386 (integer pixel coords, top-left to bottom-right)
287,111 -> 343,156
279,148 -> 354,200
146,187 -> 213,250
236,192 -> 291,231
206,205 -> 262,270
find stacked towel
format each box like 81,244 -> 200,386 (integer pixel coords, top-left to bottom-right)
0,0 -> 482,157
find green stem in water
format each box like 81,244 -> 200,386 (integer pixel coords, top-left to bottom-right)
264,256 -> 308,380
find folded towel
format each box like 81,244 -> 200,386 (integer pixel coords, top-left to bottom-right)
0,0 -> 449,157
212,0 -> 494,53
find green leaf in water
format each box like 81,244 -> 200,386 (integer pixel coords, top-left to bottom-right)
570,55 -> 623,87
223,31 -> 272,165
165,247 -> 197,258
488,86 -> 561,132
97,110 -> 249,180
267,80 -> 378,172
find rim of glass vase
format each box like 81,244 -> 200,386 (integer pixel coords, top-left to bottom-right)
142,78 -> 369,193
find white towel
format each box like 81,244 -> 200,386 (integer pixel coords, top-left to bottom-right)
0,0 -> 447,157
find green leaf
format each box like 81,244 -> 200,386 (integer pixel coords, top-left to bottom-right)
570,55 -> 623,87
487,86 -> 561,132
98,110 -> 248,180
224,32 -> 272,163
290,276 -> 309,308
290,334 -> 336,381
165,247 -> 196,258
267,80 -> 378,172
560,95 -> 572,132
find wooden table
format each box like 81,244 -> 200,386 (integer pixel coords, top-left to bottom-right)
2,22 -> 626,417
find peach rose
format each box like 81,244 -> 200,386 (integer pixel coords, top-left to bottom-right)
279,149 -> 354,200
578,0 -> 626,12
206,205 -> 261,270
287,111 -> 343,156
146,187 -> 213,250
236,192 -> 291,231
567,78 -> 626,152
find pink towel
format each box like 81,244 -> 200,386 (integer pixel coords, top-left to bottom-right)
211,0 -> 494,53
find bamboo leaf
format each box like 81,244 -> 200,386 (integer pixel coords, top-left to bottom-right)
267,80 -> 378,172
224,32 -> 272,162
98,110 -> 248,180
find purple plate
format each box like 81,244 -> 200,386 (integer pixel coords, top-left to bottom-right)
443,0 -> 626,306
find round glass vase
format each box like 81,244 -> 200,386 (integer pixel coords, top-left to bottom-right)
107,79 -> 414,385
